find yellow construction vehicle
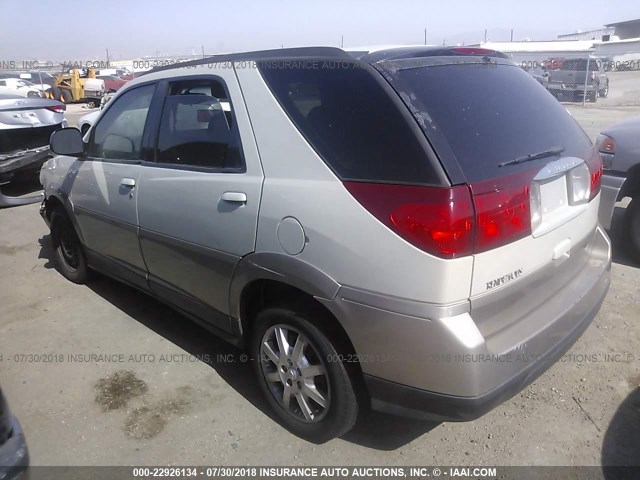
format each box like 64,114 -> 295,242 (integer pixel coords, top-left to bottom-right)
48,68 -> 104,108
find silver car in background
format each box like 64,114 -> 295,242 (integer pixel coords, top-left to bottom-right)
40,46 -> 611,442
0,94 -> 66,207
596,116 -> 640,259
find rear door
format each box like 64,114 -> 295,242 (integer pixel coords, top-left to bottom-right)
136,71 -> 263,333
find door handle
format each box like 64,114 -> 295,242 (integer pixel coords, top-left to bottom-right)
221,191 -> 247,203
121,178 -> 136,187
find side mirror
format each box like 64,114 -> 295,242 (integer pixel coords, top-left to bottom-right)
50,128 -> 84,156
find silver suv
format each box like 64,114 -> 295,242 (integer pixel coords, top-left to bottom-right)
40,46 -> 611,442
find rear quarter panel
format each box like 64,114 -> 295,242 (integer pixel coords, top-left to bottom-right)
235,63 -> 474,305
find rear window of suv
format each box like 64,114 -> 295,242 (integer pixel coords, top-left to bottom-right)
258,60 -> 443,185
381,62 -> 593,183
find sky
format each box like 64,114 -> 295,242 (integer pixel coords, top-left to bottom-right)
0,0 -> 638,61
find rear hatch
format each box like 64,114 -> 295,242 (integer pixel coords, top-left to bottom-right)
375,55 -> 602,304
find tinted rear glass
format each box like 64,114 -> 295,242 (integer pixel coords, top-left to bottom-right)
561,59 -> 599,71
258,61 -> 442,185
382,62 -> 592,183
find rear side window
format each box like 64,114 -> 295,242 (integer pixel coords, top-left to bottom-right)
258,61 -> 442,185
383,63 -> 592,183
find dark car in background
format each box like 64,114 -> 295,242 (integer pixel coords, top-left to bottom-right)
0,386 -> 29,479
546,58 -> 609,102
20,72 -> 57,88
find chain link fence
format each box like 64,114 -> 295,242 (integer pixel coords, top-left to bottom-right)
497,45 -> 640,140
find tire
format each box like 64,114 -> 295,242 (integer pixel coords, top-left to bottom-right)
599,81 -> 609,98
60,89 -> 73,103
27,91 -> 40,98
251,304 -> 358,442
87,98 -> 100,109
624,197 -> 640,263
50,86 -> 62,101
50,207 -> 88,284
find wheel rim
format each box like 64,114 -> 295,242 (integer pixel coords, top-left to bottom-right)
260,324 -> 330,423
59,222 -> 80,270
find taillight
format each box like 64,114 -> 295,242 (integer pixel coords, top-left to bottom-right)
596,134 -> 615,154
343,182 -> 474,259
470,170 -> 534,253
344,160 -> 595,258
46,104 -> 66,113
595,134 -> 615,169
586,147 -> 603,200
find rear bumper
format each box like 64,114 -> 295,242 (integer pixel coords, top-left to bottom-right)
0,146 -> 49,207
0,417 -> 29,480
323,226 -> 611,421
364,264 -> 608,421
599,173 -> 626,229
547,83 -> 597,93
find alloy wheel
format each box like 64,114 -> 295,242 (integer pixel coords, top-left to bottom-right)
260,324 -> 330,423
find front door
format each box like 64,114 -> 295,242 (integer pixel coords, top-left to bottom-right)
70,83 -> 156,289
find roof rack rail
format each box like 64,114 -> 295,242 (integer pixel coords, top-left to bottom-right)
147,47 -> 352,74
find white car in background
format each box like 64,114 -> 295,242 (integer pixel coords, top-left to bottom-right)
77,92 -> 116,136
78,110 -> 100,136
0,78 -> 49,98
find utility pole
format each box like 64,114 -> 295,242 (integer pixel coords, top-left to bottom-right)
341,35 -> 344,48
510,29 -> 514,42
484,29 -> 488,43
106,48 -> 110,63
201,45 -> 205,58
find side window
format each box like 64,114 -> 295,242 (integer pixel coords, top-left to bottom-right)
258,62 -> 442,185
89,84 -> 154,160
155,79 -> 244,170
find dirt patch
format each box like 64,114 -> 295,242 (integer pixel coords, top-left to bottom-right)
0,242 -> 31,256
123,386 -> 194,440
94,370 -> 148,412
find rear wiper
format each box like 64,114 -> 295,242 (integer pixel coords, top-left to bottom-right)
498,146 -> 565,167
